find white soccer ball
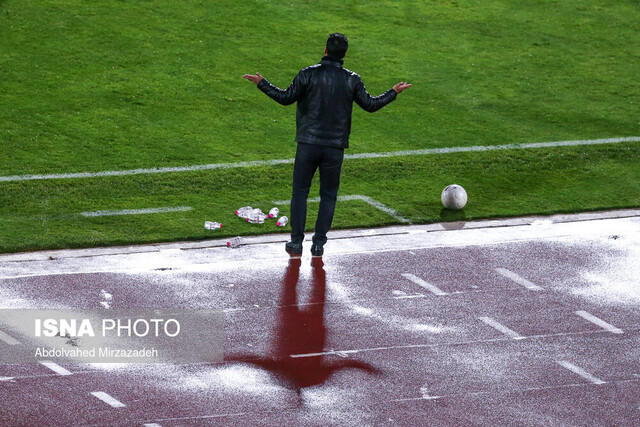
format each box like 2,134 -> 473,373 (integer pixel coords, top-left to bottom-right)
441,184 -> 467,210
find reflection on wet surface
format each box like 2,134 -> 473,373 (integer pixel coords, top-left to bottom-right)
225,258 -> 378,397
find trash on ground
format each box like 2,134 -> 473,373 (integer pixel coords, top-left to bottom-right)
235,206 -> 253,219
227,236 -> 243,248
277,216 -> 288,227
247,208 -> 267,224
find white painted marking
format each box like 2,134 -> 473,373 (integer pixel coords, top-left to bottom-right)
402,273 -> 448,296
39,360 -> 72,376
557,360 -> 605,385
80,206 -> 192,217
341,195 -> 410,223
291,349 -> 358,358
287,328 -> 617,358
495,268 -> 544,291
1,270 -> 115,280
0,370 -> 94,381
148,411 -> 279,422
0,330 -> 20,345
329,281 -> 451,334
90,391 -> 126,408
575,311 -> 623,334
393,294 -> 426,300
419,387 -> 442,400
0,159 -> 295,183
531,219 -> 553,226
479,316 -> 526,340
2,137 -> 637,182
345,137 -> 640,160
143,424 -> 163,427
391,378 -> 640,402
273,195 -> 410,223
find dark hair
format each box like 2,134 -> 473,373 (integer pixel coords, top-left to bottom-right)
326,33 -> 348,58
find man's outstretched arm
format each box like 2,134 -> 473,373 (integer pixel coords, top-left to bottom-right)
243,72 -> 304,106
354,79 -> 411,113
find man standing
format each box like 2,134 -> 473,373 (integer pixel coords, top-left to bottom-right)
243,33 -> 411,258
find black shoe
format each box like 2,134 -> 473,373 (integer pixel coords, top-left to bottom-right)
285,241 -> 303,258
310,244 -> 324,257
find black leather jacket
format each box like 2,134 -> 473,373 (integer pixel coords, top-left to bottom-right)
257,56 -> 397,149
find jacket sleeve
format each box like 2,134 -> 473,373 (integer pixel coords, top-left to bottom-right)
257,72 -> 306,106
353,78 -> 397,113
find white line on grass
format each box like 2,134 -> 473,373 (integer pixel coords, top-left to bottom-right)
575,311 -> 624,334
557,360 -> 605,385
80,206 -> 193,217
39,360 -> 72,376
0,330 -> 20,345
90,391 -> 126,408
273,194 -> 410,223
401,273 -> 448,296
479,316 -> 526,340
2,137 -> 638,182
495,268 -> 544,291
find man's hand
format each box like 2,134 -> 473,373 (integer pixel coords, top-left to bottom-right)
393,82 -> 412,94
243,72 -> 264,85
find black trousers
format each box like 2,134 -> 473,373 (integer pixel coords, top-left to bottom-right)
290,143 -> 344,246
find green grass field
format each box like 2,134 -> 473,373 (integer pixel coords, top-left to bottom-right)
1,0 -> 639,253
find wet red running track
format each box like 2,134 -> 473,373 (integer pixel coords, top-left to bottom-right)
1,210 -> 640,426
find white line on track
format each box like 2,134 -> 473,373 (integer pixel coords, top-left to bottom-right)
0,370 -> 94,381
329,281 -> 451,334
393,294 -> 427,300
39,360 -> 73,376
557,360 -> 606,385
291,350 -> 358,358
90,391 -> 126,408
391,379 -> 640,403
289,327 -> 631,358
223,308 -> 247,313
0,330 -> 20,345
575,310 -> 623,334
148,409 -> 284,423
495,268 -> 544,291
419,387 -> 442,400
479,316 -> 526,340
143,424 -> 163,427
0,270 -> 115,280
273,194 -> 410,223
80,206 -> 193,217
401,273 -> 448,296
1,137 -> 637,182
